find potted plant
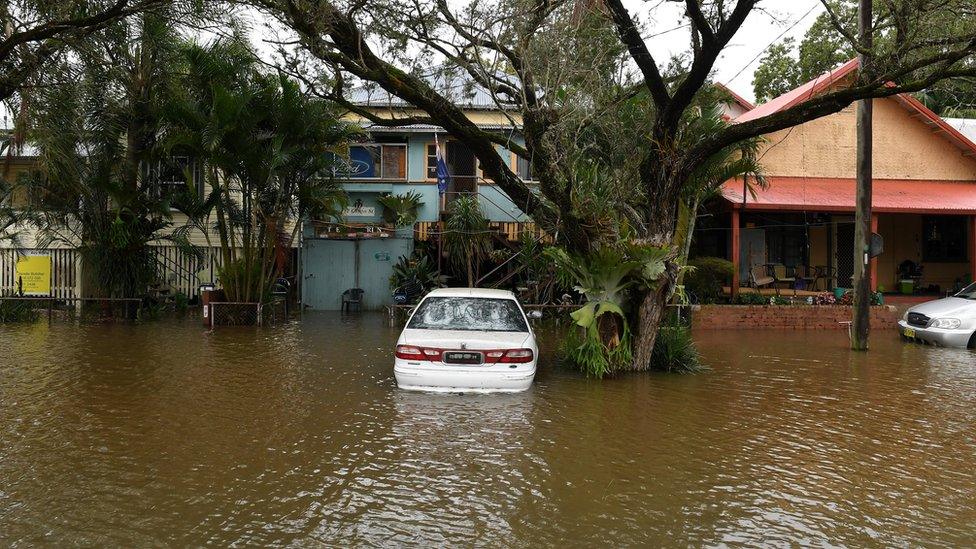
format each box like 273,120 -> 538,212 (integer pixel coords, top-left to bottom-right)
377,191 -> 424,228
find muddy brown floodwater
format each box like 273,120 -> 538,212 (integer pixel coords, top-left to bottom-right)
1,314 -> 975,546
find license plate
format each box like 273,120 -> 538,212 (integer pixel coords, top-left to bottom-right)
443,351 -> 483,364
903,327 -> 916,338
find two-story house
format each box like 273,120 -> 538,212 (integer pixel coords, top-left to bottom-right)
300,72 -> 542,310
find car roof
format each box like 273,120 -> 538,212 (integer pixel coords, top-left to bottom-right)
423,288 -> 518,299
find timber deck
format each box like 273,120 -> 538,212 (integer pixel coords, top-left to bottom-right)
722,287 -> 823,297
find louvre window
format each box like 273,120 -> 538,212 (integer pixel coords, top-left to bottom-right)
515,154 -> 535,180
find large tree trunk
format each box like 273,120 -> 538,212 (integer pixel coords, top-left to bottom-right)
629,163 -> 682,370
631,265 -> 678,370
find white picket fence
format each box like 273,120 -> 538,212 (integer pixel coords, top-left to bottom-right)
0,248 -> 79,299
0,246 -> 226,299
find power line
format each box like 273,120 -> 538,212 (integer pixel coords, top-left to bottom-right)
726,1 -> 822,86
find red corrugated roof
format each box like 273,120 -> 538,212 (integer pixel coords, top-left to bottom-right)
736,59 -> 859,123
714,83 -> 754,111
890,93 -> 976,157
722,177 -> 976,214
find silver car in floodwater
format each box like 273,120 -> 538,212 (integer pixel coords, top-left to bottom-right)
899,283 -> 976,348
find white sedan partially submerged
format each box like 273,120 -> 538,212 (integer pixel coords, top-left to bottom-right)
394,288 -> 540,393
898,282 -> 976,348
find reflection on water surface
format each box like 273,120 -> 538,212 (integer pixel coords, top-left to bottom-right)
1,314 -> 974,545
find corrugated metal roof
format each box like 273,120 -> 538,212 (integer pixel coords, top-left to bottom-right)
945,118 -> 976,143
363,123 -> 517,133
736,59 -> 859,123
736,59 -> 976,158
348,68 -> 511,110
722,176 -> 976,214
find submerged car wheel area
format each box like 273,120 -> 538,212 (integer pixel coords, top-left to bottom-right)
394,288 -> 540,393
898,282 -> 976,348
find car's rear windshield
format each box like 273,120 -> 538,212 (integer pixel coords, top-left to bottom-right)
407,297 -> 528,332
955,282 -> 976,299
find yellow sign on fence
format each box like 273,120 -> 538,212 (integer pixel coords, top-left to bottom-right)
15,253 -> 52,296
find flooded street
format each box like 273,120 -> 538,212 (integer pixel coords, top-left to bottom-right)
1,314 -> 975,546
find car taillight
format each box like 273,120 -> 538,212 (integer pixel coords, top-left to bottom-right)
395,345 -> 425,360
502,349 -> 533,363
485,348 -> 533,363
395,345 -> 442,361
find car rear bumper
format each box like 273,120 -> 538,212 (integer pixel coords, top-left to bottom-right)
394,360 -> 536,393
898,320 -> 973,348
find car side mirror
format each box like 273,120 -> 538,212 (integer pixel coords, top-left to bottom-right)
527,310 -> 543,319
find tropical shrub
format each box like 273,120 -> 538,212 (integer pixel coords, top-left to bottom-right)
389,254 -> 445,294
378,191 -> 424,227
650,317 -> 703,373
443,195 -> 492,287
0,300 -> 40,323
685,257 -> 734,303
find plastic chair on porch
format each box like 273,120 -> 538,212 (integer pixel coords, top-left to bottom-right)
341,288 -> 364,312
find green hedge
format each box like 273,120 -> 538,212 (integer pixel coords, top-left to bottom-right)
685,257 -> 734,304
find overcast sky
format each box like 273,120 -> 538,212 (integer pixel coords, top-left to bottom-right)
642,0 -> 825,102
1,1 -> 824,128
237,0 -> 826,103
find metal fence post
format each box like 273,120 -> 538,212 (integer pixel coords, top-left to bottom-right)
257,302 -> 263,327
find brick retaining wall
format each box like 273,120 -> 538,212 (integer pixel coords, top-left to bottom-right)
691,304 -> 900,330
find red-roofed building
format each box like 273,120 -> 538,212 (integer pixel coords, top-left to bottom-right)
694,61 -> 976,297
714,83 -> 755,120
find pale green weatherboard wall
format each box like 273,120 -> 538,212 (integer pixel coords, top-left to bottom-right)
340,133 -> 530,223
302,237 -> 414,310
300,131 -> 533,309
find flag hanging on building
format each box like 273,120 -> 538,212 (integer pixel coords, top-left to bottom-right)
435,134 -> 450,195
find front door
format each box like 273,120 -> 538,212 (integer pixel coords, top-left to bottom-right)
739,228 -> 766,284
835,219 -> 855,289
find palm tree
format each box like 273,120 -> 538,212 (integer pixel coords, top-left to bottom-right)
164,38 -> 356,302
674,106 -> 766,284
13,13 -> 197,298
443,195 -> 492,287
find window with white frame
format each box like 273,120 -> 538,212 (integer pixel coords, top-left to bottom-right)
149,156 -> 201,198
515,154 -> 535,181
426,144 -> 438,179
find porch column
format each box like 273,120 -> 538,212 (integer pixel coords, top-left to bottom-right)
870,213 -> 879,292
731,208 -> 741,298
971,215 -> 976,284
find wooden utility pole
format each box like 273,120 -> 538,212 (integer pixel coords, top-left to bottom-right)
852,0 -> 873,350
